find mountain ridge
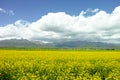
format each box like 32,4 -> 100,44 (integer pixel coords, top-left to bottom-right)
0,39 -> 119,50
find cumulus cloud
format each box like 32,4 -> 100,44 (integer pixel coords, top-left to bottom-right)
0,20 -> 31,40
0,6 -> 120,43
0,8 -> 15,15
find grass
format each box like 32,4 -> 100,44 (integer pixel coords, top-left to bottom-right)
0,50 -> 120,80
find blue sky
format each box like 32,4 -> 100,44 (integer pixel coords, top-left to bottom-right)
0,0 -> 120,26
0,0 -> 120,43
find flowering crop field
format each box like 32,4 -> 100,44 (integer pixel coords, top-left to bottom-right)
0,50 -> 120,80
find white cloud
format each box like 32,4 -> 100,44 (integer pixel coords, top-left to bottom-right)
8,10 -> 15,15
0,20 -> 31,40
0,8 -> 6,13
80,8 -> 99,16
0,6 -> 120,43
91,8 -> 99,13
0,8 -> 15,15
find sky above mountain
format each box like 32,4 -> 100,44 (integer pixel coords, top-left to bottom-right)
0,0 -> 120,43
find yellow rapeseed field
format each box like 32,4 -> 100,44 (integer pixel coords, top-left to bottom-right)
0,50 -> 120,80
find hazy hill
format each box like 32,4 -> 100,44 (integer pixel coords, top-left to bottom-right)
0,39 -> 119,50
54,40 -> 118,49
0,39 -> 54,49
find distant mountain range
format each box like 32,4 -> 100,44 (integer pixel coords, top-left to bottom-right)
0,39 -> 120,50
0,39 -> 52,49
